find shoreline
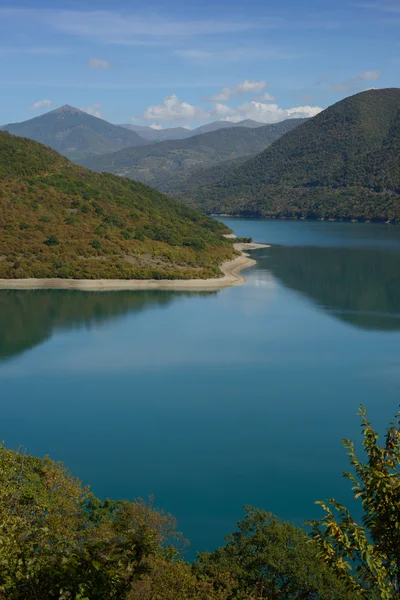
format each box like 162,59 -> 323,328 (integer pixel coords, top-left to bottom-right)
0,243 -> 269,292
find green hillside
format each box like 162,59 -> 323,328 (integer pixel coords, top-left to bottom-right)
0,105 -> 148,161
175,89 -> 400,221
80,118 -> 306,191
0,132 -> 233,280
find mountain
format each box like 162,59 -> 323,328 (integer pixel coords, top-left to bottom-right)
118,119 -> 264,141
190,119 -> 263,136
176,89 -> 400,221
0,131 -> 233,280
0,106 -> 149,161
119,124 -> 192,142
80,119 -> 306,192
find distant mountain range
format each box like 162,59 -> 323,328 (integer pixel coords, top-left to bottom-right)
80,118 -> 306,191
119,119 -> 264,141
0,106 -> 148,161
0,131 -> 233,280
172,88 -> 400,222
0,106 -> 267,160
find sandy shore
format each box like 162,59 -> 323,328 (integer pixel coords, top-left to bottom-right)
0,243 -> 269,292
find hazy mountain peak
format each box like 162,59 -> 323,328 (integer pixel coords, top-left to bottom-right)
0,105 -> 149,160
52,105 -> 85,114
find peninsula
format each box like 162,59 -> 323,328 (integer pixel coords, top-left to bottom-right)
0,131 -> 249,284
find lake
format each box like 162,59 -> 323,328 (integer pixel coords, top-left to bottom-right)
1,218 -> 400,558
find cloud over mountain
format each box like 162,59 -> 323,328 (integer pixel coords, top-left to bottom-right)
29,99 -> 53,111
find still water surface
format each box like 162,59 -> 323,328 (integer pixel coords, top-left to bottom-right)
1,219 -> 400,557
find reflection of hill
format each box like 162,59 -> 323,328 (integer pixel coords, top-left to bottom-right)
263,246 -> 400,331
0,290 -> 207,361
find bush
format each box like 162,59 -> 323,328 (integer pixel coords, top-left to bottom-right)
44,235 -> 60,246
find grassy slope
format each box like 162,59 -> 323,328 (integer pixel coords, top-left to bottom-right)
175,89 -> 400,221
80,119 -> 306,190
0,132 -> 233,280
1,107 -> 148,161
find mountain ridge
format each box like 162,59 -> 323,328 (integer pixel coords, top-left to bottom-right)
80,118 -> 307,192
0,106 -> 150,161
173,88 -> 400,221
118,118 -> 264,142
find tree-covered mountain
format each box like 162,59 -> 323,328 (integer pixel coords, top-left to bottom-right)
0,105 -> 149,161
119,118 -> 264,142
0,131 -> 233,280
174,89 -> 400,222
80,119 -> 306,191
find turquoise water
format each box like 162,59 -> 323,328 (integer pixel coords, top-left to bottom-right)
1,219 -> 400,557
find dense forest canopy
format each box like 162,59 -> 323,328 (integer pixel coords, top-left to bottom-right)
172,88 -> 400,222
0,132 -> 234,280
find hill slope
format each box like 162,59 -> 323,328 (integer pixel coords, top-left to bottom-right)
176,89 -> 400,221
0,132 -> 233,280
1,106 -> 149,161
118,119 -> 264,142
80,119 -> 306,192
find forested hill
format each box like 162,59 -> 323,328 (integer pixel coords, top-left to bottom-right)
0,105 -> 149,161
0,132 -> 233,280
174,88 -> 400,222
79,118 -> 306,191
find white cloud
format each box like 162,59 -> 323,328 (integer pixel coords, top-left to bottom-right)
149,123 -> 164,130
236,80 -> 267,94
143,94 -> 210,123
29,99 -> 53,111
330,70 -> 382,93
212,80 -> 267,101
257,92 -> 275,101
217,101 -> 323,124
81,103 -> 104,118
2,9 -> 275,42
214,103 -> 236,117
88,57 -> 110,69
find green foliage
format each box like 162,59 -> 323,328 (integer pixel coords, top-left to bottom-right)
173,89 -> 400,222
44,234 -> 60,246
309,406 -> 400,598
194,507 -> 352,599
0,131 -> 233,280
0,445 -> 184,600
80,119 -> 306,191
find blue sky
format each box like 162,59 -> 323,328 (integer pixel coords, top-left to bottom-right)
0,0 -> 399,128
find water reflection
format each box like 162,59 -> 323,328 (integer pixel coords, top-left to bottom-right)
262,245 -> 400,331
0,290 -> 214,361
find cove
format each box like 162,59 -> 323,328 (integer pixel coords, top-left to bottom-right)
1,219 -> 400,558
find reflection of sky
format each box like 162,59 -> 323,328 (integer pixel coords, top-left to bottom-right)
1,220 -> 400,558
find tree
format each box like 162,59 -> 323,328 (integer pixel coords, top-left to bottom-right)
0,445 -> 182,600
194,506 -> 352,599
309,406 -> 400,599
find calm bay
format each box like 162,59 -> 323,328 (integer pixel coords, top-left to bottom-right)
1,219 -> 400,557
